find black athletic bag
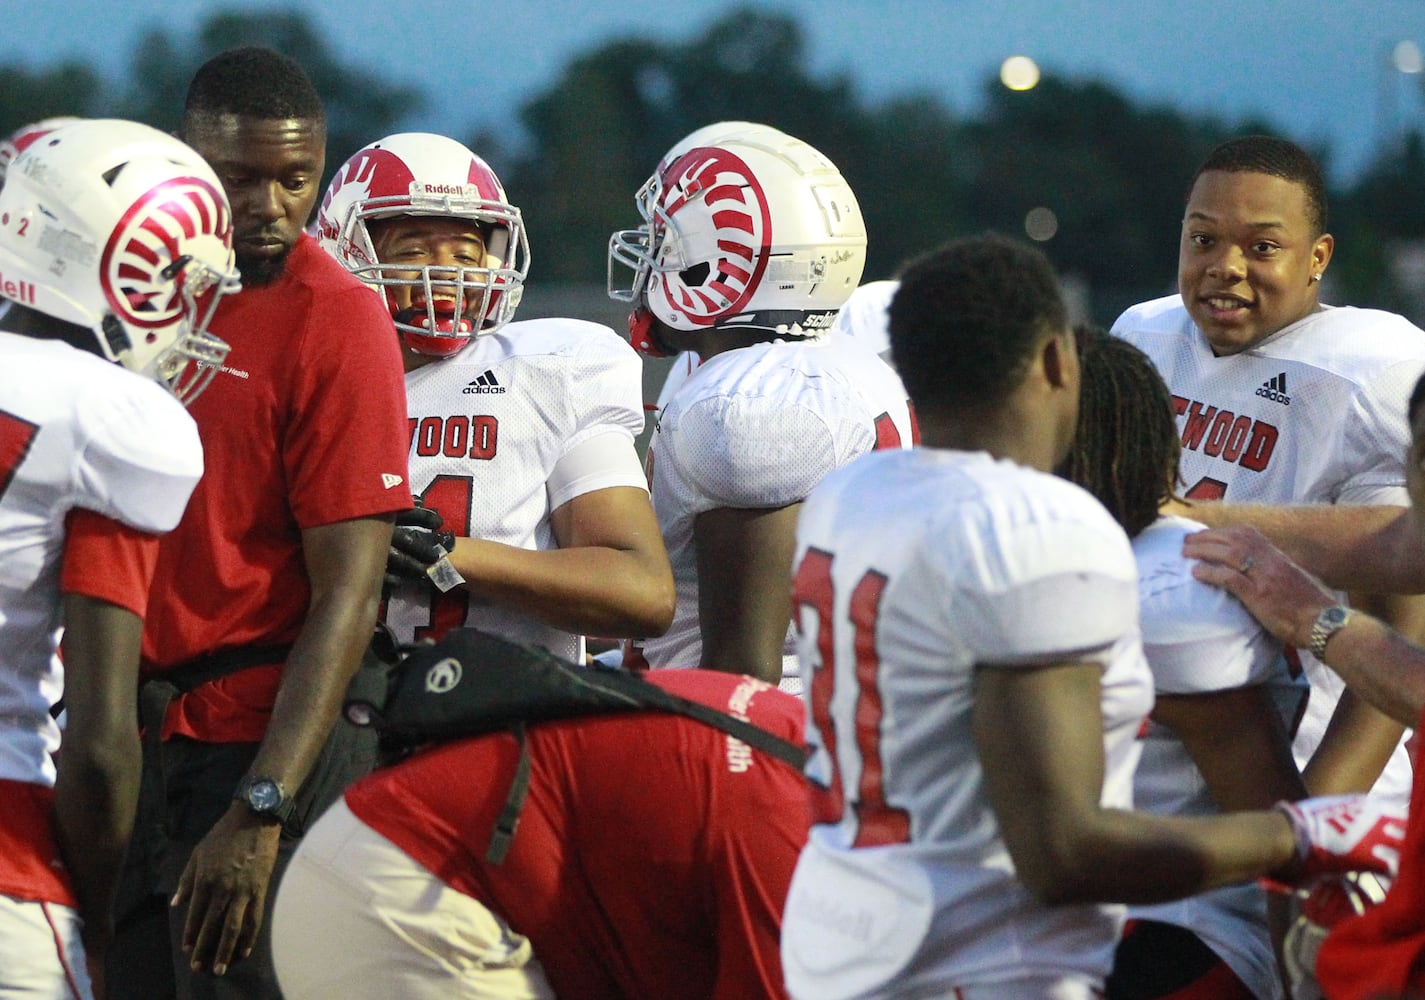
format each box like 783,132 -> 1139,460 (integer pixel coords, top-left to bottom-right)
344,627 -> 808,862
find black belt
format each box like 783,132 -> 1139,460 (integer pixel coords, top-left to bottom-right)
133,643 -> 294,879
138,643 -> 293,744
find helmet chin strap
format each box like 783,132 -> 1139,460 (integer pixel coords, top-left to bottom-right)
627,305 -> 680,358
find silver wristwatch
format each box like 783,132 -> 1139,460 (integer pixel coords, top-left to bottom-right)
1308,605 -> 1353,661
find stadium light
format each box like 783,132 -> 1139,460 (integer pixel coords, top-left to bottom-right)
1000,56 -> 1041,91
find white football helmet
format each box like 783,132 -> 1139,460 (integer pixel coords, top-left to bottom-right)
0,116 -> 82,190
317,132 -> 529,358
0,119 -> 238,403
608,121 -> 866,357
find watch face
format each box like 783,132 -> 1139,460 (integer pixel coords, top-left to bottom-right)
247,779 -> 282,812
1323,606 -> 1351,628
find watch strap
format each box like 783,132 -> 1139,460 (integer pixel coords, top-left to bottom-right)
233,776 -> 295,824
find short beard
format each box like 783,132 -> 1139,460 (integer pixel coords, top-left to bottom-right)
237,249 -> 293,287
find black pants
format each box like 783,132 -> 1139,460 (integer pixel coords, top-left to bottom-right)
1106,919 -> 1257,1000
106,662 -> 383,1000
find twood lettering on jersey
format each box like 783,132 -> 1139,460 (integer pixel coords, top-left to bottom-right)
407,415 -> 499,461
1173,395 -> 1278,473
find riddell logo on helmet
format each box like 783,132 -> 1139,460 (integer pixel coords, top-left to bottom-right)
422,183 -> 471,196
0,272 -> 37,305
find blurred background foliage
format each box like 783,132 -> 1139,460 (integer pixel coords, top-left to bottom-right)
6,6 -> 1425,327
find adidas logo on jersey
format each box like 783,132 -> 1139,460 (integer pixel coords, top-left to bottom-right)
462,370 -> 506,395
1255,372 -> 1290,405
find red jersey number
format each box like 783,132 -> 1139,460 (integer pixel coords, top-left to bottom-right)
1184,476 -> 1228,501
0,410 -> 39,499
872,403 -> 921,451
412,473 -> 473,643
793,547 -> 910,847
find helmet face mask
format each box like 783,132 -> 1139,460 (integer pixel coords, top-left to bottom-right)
317,133 -> 529,359
608,121 -> 865,356
0,119 -> 239,404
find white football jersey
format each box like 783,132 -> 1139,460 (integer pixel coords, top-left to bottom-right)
651,351 -> 700,423
780,449 -> 1155,998
383,317 -> 647,663
828,280 -> 897,364
640,335 -> 916,681
1114,296 -> 1425,805
1127,515 -> 1308,1000
0,332 -> 201,788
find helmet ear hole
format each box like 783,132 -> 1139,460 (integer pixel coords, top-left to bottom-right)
679,262 -> 710,286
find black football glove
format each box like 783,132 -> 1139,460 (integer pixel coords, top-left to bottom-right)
385,500 -> 456,589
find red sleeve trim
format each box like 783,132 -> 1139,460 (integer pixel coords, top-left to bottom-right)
59,509 -> 161,618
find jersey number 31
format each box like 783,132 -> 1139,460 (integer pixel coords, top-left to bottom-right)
793,547 -> 910,847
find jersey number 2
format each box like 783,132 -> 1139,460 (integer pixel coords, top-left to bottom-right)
793,547 -> 910,847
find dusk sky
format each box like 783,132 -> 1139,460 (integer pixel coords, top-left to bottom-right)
8,0 -> 1425,184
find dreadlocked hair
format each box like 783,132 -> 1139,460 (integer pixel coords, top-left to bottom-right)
1058,326 -> 1180,539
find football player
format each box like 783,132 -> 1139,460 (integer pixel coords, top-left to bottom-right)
317,131 -> 673,664
607,121 -> 916,691
0,118 -> 237,999
779,234 -> 1404,1000
1112,135 -> 1425,810
270,665 -> 807,999
1063,329 -> 1309,1000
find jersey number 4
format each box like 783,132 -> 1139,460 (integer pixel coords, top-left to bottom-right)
412,474 -> 473,643
792,547 -> 910,847
1183,476 -> 1228,501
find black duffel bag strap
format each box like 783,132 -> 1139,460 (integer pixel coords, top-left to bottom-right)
485,722 -> 530,865
592,670 -> 809,770
351,629 -> 809,866
352,628 -> 808,770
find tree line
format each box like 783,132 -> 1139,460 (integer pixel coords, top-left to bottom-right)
6,7 -> 1424,325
